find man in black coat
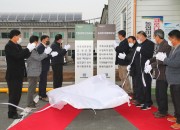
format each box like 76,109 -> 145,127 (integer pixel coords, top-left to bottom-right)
37,35 -> 51,102
125,36 -> 138,101
51,34 -> 70,88
5,29 -> 35,119
135,31 -> 155,110
114,30 -> 132,94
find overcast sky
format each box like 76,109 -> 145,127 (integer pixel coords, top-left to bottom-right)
0,0 -> 108,20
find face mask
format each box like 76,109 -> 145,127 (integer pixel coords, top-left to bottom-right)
17,38 -> 22,44
46,41 -> 50,45
137,39 -> 142,44
152,39 -> 157,44
129,43 -> 134,48
168,40 -> 173,47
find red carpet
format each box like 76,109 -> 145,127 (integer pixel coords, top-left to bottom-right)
9,103 -> 174,130
114,103 -> 174,130
9,104 -> 82,130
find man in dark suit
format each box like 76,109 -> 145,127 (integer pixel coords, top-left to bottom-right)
51,34 -> 70,88
5,29 -> 35,119
125,36 -> 138,101
135,31 -> 155,110
37,35 -> 51,102
114,30 -> 132,94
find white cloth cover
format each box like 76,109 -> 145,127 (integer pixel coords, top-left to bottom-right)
47,74 -> 130,110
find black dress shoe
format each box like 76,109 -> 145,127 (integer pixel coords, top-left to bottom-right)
153,111 -> 159,115
8,113 -> 23,119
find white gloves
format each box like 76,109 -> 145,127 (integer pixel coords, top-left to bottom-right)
118,53 -> 126,59
127,65 -> 131,72
64,44 -> 71,51
27,43 -> 36,52
136,47 -> 141,52
145,60 -> 150,67
156,52 -> 167,61
113,42 -> 119,49
44,47 -> 52,55
51,51 -> 58,57
144,65 -> 152,74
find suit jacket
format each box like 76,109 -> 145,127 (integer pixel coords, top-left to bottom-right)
134,39 -> 154,76
50,41 -> 67,65
37,43 -> 51,72
125,42 -> 138,76
115,39 -> 130,65
26,49 -> 48,77
150,40 -> 171,80
5,40 -> 30,80
164,45 -> 180,85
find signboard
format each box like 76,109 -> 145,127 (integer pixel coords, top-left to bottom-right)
96,24 -> 116,82
142,16 -> 163,39
75,24 -> 94,83
164,23 -> 180,40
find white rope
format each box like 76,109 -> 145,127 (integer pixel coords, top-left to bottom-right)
0,103 -> 25,111
140,54 -> 147,87
122,50 -> 137,88
35,104 -> 55,113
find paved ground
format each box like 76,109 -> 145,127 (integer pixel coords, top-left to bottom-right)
0,64 -> 173,130
0,87 -> 174,130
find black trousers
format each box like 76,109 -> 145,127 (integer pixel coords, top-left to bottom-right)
52,63 -> 63,89
7,79 -> 23,114
170,85 -> 180,124
136,73 -> 152,106
39,70 -> 48,98
132,76 -> 137,100
155,80 -> 168,114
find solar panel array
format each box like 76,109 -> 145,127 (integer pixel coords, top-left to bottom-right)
0,13 -> 82,22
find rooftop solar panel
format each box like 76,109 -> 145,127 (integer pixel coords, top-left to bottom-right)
0,13 -> 82,22
33,14 -> 41,21
8,14 -> 17,21
25,14 -> 33,20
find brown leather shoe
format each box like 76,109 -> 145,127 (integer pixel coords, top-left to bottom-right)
154,113 -> 167,118
167,117 -> 177,122
171,123 -> 180,129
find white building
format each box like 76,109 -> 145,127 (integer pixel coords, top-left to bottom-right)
108,0 -> 180,39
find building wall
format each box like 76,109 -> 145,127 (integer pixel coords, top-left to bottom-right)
136,0 -> 180,32
108,0 -> 180,39
108,0 -> 133,39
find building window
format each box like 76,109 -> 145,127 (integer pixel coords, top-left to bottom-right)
23,32 -> 29,39
1,32 -> 10,38
68,32 -> 75,39
121,8 -> 127,31
33,32 -> 43,37
50,32 -> 64,38
67,50 -> 72,56
0,50 -> 5,56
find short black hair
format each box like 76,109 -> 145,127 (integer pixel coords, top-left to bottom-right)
9,29 -> 21,39
118,30 -> 126,38
128,36 -> 136,41
168,30 -> 180,40
137,31 -> 147,38
55,34 -> 62,41
41,35 -> 49,42
29,35 -> 39,43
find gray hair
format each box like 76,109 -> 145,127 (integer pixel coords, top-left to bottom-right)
154,29 -> 164,39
